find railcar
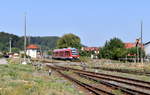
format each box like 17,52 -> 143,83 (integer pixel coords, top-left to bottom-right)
52,48 -> 80,60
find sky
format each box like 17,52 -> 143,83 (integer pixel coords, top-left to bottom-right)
0,0 -> 150,47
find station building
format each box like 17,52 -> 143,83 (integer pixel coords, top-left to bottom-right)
26,44 -> 40,58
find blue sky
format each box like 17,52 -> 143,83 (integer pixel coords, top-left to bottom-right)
0,0 -> 150,46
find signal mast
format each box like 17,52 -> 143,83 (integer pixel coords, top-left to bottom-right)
22,13 -> 27,64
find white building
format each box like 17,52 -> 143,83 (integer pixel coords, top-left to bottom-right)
144,41 -> 150,58
81,47 -> 100,59
26,44 -> 40,58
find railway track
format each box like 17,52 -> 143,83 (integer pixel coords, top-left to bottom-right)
56,70 -> 115,95
54,65 -> 150,85
77,73 -> 150,95
47,64 -> 150,95
89,66 -> 150,76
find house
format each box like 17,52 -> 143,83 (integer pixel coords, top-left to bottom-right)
144,41 -> 150,58
26,44 -> 40,58
81,47 -> 99,54
124,42 -> 141,57
81,47 -> 100,59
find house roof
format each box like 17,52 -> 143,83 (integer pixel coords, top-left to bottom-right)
124,43 -> 136,49
144,41 -> 150,46
124,42 -> 144,48
27,44 -> 39,49
82,47 -> 99,51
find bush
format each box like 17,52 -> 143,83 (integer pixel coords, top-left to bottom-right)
0,54 -> 3,58
79,56 -> 90,62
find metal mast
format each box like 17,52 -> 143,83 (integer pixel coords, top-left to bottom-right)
24,13 -> 27,62
28,34 -> 31,45
141,21 -> 143,64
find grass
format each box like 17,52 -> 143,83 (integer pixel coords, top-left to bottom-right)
112,90 -> 123,95
79,56 -> 91,62
84,59 -> 150,74
0,64 -> 82,95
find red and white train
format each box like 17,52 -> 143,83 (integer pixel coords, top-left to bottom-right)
52,48 -> 80,60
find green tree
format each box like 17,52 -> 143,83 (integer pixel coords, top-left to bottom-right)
127,47 -> 145,58
47,50 -> 52,55
0,32 -> 59,51
0,32 -> 20,51
99,37 -> 127,60
11,48 -> 20,53
57,33 -> 81,49
79,50 -> 93,57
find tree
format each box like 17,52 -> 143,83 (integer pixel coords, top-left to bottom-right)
98,37 -> 127,60
0,32 -> 59,51
57,33 -> 81,49
79,50 -> 93,57
127,47 -> 145,58
47,50 -> 52,55
11,48 -> 20,53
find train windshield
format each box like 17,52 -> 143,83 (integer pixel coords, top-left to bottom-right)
71,49 -> 79,55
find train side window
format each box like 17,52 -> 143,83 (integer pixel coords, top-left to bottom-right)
60,51 -> 63,56
56,52 -> 58,56
65,51 -> 70,56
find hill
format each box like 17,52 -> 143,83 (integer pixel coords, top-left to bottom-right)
0,32 -> 59,51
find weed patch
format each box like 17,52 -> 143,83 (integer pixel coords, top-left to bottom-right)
0,64 -> 81,95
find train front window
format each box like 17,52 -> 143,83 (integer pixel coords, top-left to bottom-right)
71,49 -> 79,55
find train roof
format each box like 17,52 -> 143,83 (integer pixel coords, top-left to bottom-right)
53,48 -> 77,52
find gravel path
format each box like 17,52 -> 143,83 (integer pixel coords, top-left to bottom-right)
0,58 -> 8,64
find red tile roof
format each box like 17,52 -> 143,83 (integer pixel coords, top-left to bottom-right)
124,43 -> 136,49
27,44 -> 39,49
82,47 -> 99,51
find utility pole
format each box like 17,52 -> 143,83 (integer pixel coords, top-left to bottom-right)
136,44 -> 139,63
9,37 -> 12,53
28,34 -> 31,45
140,21 -> 143,64
23,13 -> 27,64
136,38 -> 140,63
